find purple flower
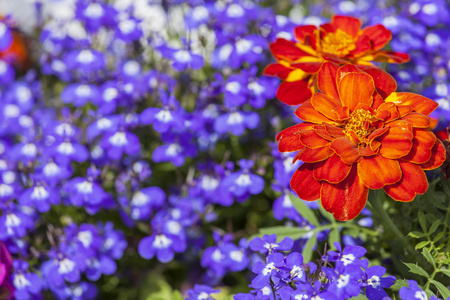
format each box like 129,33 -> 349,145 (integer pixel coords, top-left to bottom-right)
363,266 -> 396,300
129,186 -> 165,220
60,83 -> 101,107
100,130 -> 141,160
12,261 -> 42,300
399,280 -> 439,300
327,242 -> 369,269
221,159 -> 264,202
214,109 -> 259,136
18,180 -> 60,213
186,284 -> 220,300
249,234 -> 293,254
250,252 -> 285,289
0,22 -> 13,51
138,232 -> 187,263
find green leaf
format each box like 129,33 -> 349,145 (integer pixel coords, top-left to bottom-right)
418,211 -> 427,232
289,194 -> 319,226
302,232 -> 317,262
433,232 -> 445,243
408,231 -> 426,239
415,241 -> 430,250
431,280 -> 450,299
328,227 -> 340,249
428,219 -> 441,235
422,248 -> 436,268
404,262 -> 429,278
390,279 -> 409,292
258,226 -> 309,241
438,268 -> 450,278
172,291 -> 183,300
318,203 -> 335,223
440,172 -> 450,196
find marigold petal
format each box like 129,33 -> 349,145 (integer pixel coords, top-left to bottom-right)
401,112 -> 431,128
358,155 -> 402,189
270,38 -> 311,61
276,123 -> 313,152
277,80 -> 312,106
298,130 -> 331,149
291,163 -> 321,201
320,165 -> 368,221
402,129 -> 437,164
420,140 -> 446,170
318,62 -> 340,100
384,92 -> 438,115
313,154 -> 352,183
338,73 -> 374,111
295,100 -> 338,124
331,15 -> 362,37
290,62 -> 323,73
336,64 -> 363,83
384,162 -> 428,202
360,24 -> 392,50
310,93 -> 348,121
294,25 -> 317,42
325,124 -> 346,138
369,51 -> 410,63
379,121 -> 414,159
376,102 -> 400,122
330,137 -> 361,164
263,63 -> 292,79
356,65 -> 397,99
295,146 -> 334,163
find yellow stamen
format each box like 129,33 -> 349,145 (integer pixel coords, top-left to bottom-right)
344,109 -> 377,141
321,29 -> 357,56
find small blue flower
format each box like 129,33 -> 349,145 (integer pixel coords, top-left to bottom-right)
250,252 -> 285,289
249,234 -> 293,254
186,284 -> 220,300
399,280 -> 439,300
138,232 -> 186,263
364,266 -> 396,300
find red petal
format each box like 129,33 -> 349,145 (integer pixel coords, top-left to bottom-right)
295,100 -> 338,124
360,24 -> 392,50
291,163 -> 321,201
310,93 -> 348,121
401,112 -> 431,128
290,62 -> 323,73
402,129 -> 437,164
338,73 -> 374,111
320,164 -> 369,221
276,123 -> 313,152
371,51 -> 410,63
384,162 -> 428,202
313,154 -> 352,183
336,64 -> 364,83
294,25 -> 317,42
270,38 -> 311,61
277,80 -> 313,106
357,65 -> 397,99
379,120 -> 414,159
384,92 -> 438,115
325,124 -> 346,138
330,137 -> 361,164
318,61 -> 340,100
295,146 -> 334,163
298,129 -> 331,149
331,15 -> 362,37
358,155 -> 402,189
420,140 -> 446,170
263,63 -> 292,79
376,102 -> 400,122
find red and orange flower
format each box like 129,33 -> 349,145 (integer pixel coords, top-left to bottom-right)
264,15 -> 409,106
276,62 -> 446,221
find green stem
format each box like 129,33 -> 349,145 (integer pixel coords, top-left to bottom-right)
370,189 -> 408,247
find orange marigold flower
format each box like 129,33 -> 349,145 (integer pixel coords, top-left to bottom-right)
264,15 -> 409,106
276,62 -> 446,221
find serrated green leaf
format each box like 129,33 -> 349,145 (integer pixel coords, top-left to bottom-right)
422,248 -> 436,268
390,279 -> 409,292
415,241 -> 430,250
428,219 -> 441,235
438,268 -> 450,278
418,211 -> 427,232
433,232 -> 445,243
328,227 -> 340,249
408,231 -> 426,239
431,280 -> 450,299
302,232 -> 317,262
289,194 -> 319,226
404,262 -> 429,278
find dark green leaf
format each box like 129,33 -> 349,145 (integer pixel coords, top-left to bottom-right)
433,232 -> 445,243
440,173 -> 450,196
289,194 -> 319,226
418,211 -> 427,232
422,248 -> 436,268
438,268 -> 450,278
415,241 -> 430,250
302,232 -> 317,262
408,231 -> 426,239
428,220 -> 441,235
404,262 -> 429,278
431,280 -> 450,299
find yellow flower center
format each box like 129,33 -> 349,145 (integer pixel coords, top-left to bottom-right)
344,109 -> 377,141
321,29 -> 357,56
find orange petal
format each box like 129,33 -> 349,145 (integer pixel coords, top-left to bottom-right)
397,105 -> 413,117
376,102 -> 400,122
402,129 -> 437,164
276,123 -> 313,152
401,112 -> 431,128
291,163 -> 321,201
295,146 -> 334,163
295,100 -> 337,124
338,73 -> 374,111
320,164 -> 369,221
277,80 -> 313,106
330,137 -> 361,164
294,25 -> 317,42
310,93 -> 347,121
298,129 -> 331,149
331,15 -> 362,37
358,155 -> 402,189
370,51 -> 410,63
313,154 -> 352,183
384,92 -> 438,115
360,24 -> 392,50
379,121 -> 414,159
384,162 -> 428,202
318,61 -> 340,100
420,140 -> 446,170
336,64 -> 364,83
356,65 -> 397,99
270,38 -> 311,61
367,127 -> 389,143
325,124 -> 346,138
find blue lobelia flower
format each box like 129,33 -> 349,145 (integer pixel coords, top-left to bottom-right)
399,280 -> 440,300
12,260 -> 43,300
249,234 -> 293,255
129,186 -> 165,221
138,231 -> 187,263
213,109 -> 259,136
326,242 -> 369,269
186,284 -> 220,300
363,266 -> 396,300
250,252 -> 285,289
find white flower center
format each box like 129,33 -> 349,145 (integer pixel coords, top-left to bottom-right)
57,142 -> 75,155
227,4 -> 244,17
166,143 -> 181,156
337,274 -> 350,288
97,118 -> 112,129
6,214 -> 21,227
84,3 -> 104,18
4,104 -> 20,118
262,262 -> 276,276
155,109 -> 173,123
341,254 -> 355,266
78,231 -> 93,248
201,176 -> 219,191
76,84 -> 91,97
227,112 -> 243,125
174,50 -> 192,63
43,162 -> 60,177
367,275 -> 380,288
109,132 -> 128,146
76,181 -> 93,194
235,173 -> 251,186
0,184 -> 13,197
58,258 -> 75,274
230,250 -> 244,262
14,274 -> 31,289
22,143 -> 37,157
225,81 -> 241,94
152,234 -> 172,249
31,186 -> 49,200
103,87 -> 118,102
131,191 -> 148,206
77,50 -> 94,64
235,39 -> 253,54
248,81 -> 264,95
